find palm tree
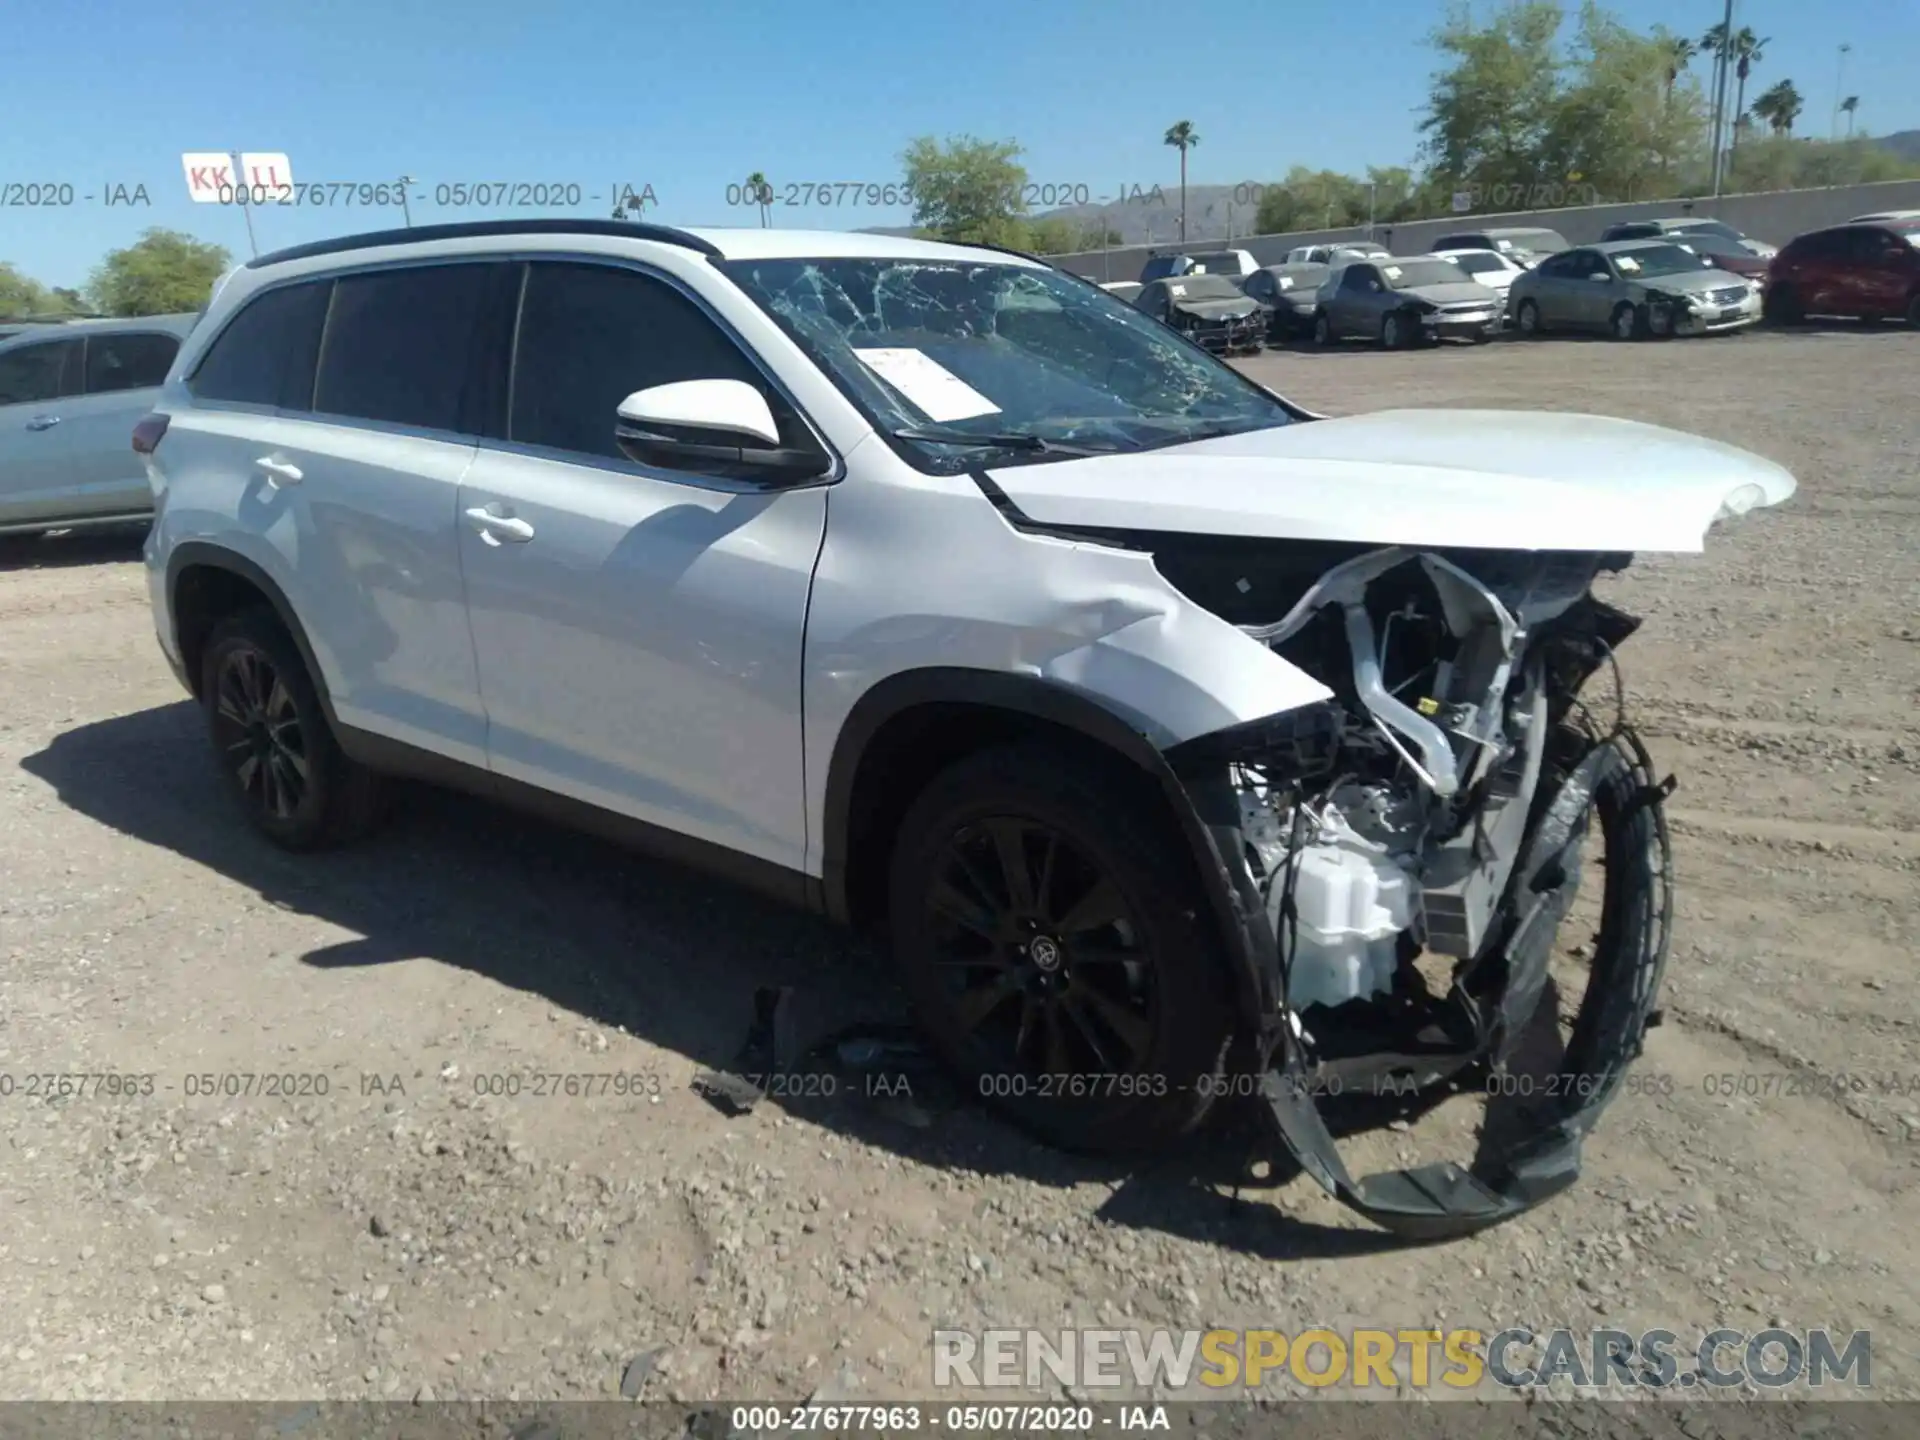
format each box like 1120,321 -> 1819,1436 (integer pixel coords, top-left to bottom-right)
1752,79 -> 1805,135
745,170 -> 771,228
1663,34 -> 1697,102
1727,29 -> 1769,165
1841,95 -> 1859,137
1163,120 -> 1199,242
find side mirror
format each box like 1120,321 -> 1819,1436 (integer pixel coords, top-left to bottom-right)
614,379 -> 828,482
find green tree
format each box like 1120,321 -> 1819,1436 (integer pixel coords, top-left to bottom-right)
1163,120 -> 1200,241
900,134 -> 1030,247
83,229 -> 231,317
745,170 -> 771,228
1751,78 -> 1803,135
1,262 -> 56,318
1660,30 -> 1697,102
1546,2 -> 1702,200
1725,29 -> 1768,166
1419,1 -> 1564,196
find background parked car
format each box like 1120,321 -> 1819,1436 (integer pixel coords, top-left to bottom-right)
1132,273 -> 1265,353
1427,227 -> 1571,267
1765,220 -> 1920,326
1428,247 -> 1527,309
1136,247 -> 1258,283
1099,280 -> 1144,302
0,314 -> 199,535
1600,216 -> 1778,259
1241,263 -> 1330,340
1508,240 -> 1761,339
1311,256 -> 1502,348
1848,208 -> 1920,224
1283,241 -> 1389,266
1667,230 -> 1771,287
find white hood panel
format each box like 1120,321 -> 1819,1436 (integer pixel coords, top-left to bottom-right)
986,409 -> 1797,553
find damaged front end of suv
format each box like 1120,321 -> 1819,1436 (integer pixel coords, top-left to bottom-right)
1141,539 -> 1675,1238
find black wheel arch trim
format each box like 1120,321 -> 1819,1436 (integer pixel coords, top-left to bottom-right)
820,667 -> 1289,1029
165,542 -> 341,730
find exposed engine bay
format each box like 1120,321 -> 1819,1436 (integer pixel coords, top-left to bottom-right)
1154,539 -> 1676,1239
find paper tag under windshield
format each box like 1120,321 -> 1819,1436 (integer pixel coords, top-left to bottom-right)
852,348 -> 1001,423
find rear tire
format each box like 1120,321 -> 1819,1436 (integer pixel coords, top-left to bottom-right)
887,743 -> 1236,1155
200,608 -> 385,851
1764,284 -> 1803,325
1610,302 -> 1645,341
1381,311 -> 1406,349
1905,291 -> 1920,328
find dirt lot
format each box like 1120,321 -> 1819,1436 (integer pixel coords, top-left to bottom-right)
1,326 -> 1916,1407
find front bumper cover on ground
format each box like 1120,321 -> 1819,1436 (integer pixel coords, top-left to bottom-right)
1166,716 -> 1674,1241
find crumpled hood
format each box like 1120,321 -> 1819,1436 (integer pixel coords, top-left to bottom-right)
985,409 -> 1797,553
1401,280 -> 1502,306
1170,296 -> 1259,319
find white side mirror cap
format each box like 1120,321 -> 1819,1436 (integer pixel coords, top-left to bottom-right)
616,378 -> 780,447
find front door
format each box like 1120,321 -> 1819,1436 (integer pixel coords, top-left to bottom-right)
0,337 -> 82,526
456,259 -> 829,873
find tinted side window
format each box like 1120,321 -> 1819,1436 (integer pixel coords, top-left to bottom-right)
85,331 -> 179,394
0,339 -> 80,405
313,263 -> 498,432
509,262 -> 801,461
192,281 -> 331,409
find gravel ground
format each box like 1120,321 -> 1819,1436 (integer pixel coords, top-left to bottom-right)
1,324 -> 1915,1406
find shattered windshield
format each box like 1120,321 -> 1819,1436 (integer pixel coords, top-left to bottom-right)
719,258 -> 1293,473
1611,243 -> 1711,279
1161,275 -> 1246,301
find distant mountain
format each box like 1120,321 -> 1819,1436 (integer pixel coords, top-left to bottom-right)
1875,129 -> 1920,161
857,183 -> 1272,249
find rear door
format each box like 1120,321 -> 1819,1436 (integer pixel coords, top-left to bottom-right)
0,337 -> 82,527
173,266 -> 496,764
62,328 -> 182,518
454,258 -> 830,872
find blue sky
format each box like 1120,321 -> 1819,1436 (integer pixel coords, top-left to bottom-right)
4,0 -> 1915,290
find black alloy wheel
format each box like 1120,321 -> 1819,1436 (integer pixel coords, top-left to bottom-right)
212,644 -> 309,822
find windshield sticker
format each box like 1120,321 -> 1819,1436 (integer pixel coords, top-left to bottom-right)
1383,265 -> 1403,280
1615,255 -> 1641,273
1277,276 -> 1294,290
1494,239 -> 1513,250
1168,283 -> 1186,296
851,348 -> 1001,423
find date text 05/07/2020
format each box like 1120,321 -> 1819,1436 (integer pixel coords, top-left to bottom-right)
199,180 -> 659,210
725,181 -> 1173,210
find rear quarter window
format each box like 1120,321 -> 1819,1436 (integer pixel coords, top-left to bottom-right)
190,280 -> 331,410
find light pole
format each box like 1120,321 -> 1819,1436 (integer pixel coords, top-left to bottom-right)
1831,45 -> 1851,140
398,175 -> 415,228
1708,0 -> 1737,199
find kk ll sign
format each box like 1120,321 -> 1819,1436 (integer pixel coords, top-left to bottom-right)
181,152 -> 294,204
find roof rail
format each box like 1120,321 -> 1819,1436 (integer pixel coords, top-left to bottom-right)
244,218 -> 726,270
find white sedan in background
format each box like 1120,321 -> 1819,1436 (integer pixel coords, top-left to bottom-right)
1430,247 -> 1526,296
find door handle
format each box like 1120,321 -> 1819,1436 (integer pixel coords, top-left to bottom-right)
25,415 -> 60,431
464,505 -> 534,545
255,456 -> 303,488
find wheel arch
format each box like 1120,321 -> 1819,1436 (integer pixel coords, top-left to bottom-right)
166,542 -> 338,725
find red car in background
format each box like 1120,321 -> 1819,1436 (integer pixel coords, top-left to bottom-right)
1765,221 -> 1920,325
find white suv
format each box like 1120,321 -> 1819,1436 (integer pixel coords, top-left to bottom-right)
142,219 -> 1795,1237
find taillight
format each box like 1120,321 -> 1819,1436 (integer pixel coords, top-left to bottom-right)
132,413 -> 170,455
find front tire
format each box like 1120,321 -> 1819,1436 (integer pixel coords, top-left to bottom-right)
887,743 -> 1236,1155
1515,298 -> 1544,336
1764,284 -> 1803,325
201,608 -> 384,851
1380,311 -> 1408,349
1906,291 -> 1920,328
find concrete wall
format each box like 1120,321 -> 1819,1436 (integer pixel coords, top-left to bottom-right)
1054,178 -> 1920,281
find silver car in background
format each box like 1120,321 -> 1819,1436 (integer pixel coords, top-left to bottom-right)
0,314 -> 198,535
1241,262 -> 1330,340
1311,256 -> 1504,348
1507,239 -> 1762,340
